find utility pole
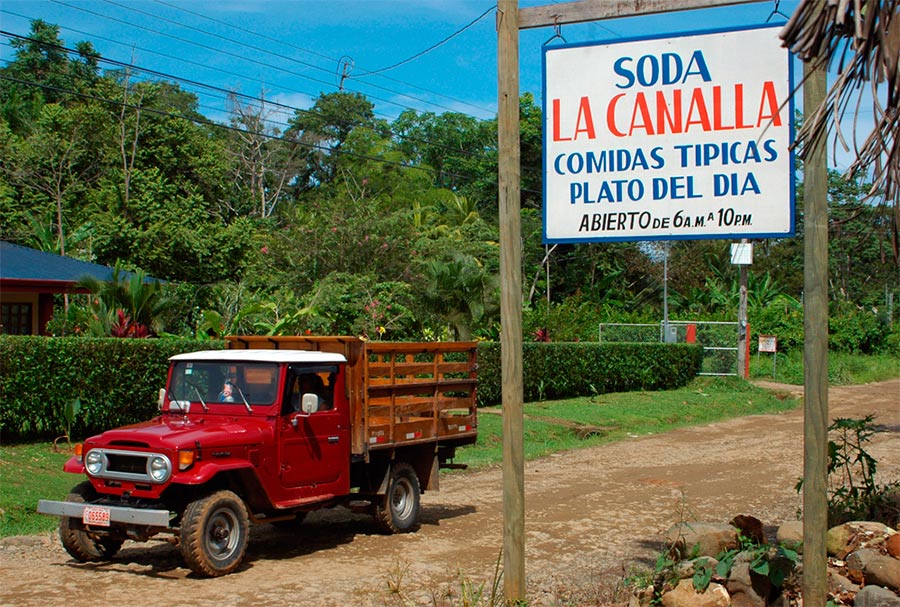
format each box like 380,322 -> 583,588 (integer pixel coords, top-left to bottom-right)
802,59 -> 829,607
497,0 -> 525,601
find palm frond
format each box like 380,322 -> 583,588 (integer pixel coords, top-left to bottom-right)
782,0 -> 900,212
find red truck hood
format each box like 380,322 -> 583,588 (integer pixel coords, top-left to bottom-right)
87,414 -> 273,451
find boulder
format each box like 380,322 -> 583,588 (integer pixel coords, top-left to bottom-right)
629,585 -> 655,607
846,548 -> 880,573
776,521 -> 804,553
828,522 -> 897,557
726,561 -> 769,607
674,557 -> 719,580
660,579 -> 732,607
666,523 -> 739,559
886,533 -> 900,559
827,570 -> 860,595
864,554 -> 900,593
854,585 -> 900,607
730,515 -> 765,545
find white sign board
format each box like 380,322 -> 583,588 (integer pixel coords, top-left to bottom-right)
730,242 -> 753,265
543,25 -> 795,243
758,335 -> 777,353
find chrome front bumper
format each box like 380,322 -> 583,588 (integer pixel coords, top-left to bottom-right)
37,500 -> 173,527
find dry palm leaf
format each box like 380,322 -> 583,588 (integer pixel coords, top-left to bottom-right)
781,0 -> 900,262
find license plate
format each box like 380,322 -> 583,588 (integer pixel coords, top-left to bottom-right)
83,506 -> 111,527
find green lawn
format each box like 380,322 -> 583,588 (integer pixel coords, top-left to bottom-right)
455,376 -> 799,469
0,442 -> 78,537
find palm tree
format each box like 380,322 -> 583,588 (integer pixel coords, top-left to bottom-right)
420,252 -> 495,341
76,262 -> 173,337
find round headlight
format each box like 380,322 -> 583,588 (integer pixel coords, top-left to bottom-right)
148,455 -> 171,482
85,450 -> 103,475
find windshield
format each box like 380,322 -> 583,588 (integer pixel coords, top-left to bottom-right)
169,361 -> 280,406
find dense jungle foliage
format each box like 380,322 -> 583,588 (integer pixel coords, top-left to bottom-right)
1,21 -> 898,353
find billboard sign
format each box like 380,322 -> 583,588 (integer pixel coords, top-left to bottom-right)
543,25 -> 794,243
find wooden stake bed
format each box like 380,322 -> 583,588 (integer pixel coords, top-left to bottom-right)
225,336 -> 478,456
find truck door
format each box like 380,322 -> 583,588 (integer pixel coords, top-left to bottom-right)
278,364 -> 350,494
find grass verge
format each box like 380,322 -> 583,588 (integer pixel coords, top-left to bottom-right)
750,350 -> 900,385
455,376 -> 798,469
0,442 -> 76,537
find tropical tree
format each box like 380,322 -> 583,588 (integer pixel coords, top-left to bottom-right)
286,91 -> 389,188
76,262 -> 175,337
420,252 -> 496,340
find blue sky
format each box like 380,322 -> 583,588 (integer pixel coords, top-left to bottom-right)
1,0 -> 801,125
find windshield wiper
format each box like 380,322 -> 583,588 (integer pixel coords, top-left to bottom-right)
187,382 -> 209,412
234,385 -> 253,413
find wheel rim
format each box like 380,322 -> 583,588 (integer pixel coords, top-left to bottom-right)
204,506 -> 240,563
390,476 -> 414,521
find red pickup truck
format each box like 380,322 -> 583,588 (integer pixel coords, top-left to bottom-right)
38,336 -> 478,576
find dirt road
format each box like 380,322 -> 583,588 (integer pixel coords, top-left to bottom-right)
2,380 -> 898,607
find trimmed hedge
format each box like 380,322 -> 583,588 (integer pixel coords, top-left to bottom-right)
0,336 -> 223,442
0,337 -> 702,442
475,342 -> 703,406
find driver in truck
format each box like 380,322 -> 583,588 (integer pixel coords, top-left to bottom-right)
218,380 -> 235,402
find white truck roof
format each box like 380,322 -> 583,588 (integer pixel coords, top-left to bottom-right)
170,349 -> 347,364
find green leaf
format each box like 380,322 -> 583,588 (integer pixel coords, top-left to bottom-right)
751,559 -> 769,577
693,565 -> 713,592
64,397 -> 81,426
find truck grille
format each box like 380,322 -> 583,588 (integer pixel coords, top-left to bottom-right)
86,448 -> 171,484
106,453 -> 149,475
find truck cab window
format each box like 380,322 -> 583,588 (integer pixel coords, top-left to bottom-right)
170,361 -> 279,406
285,365 -> 337,415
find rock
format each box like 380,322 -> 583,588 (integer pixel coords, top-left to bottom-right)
864,554 -> 900,593
726,561 -> 769,607
776,521 -> 804,553
666,523 -> 739,559
731,515 -> 765,545
629,585 -> 655,607
828,524 -> 854,557
827,570 -> 860,595
674,557 -> 719,580
887,534 -> 900,558
660,579 -> 732,607
828,522 -> 897,557
854,585 -> 900,607
847,548 -> 880,573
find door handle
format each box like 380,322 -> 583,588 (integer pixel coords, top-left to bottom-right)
327,436 -> 340,443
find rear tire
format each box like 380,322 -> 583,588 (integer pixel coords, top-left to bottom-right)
59,481 -> 124,562
374,462 -> 420,534
180,490 -> 249,577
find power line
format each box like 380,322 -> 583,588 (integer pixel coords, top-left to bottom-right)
44,0 -> 455,118
0,31 -> 503,168
90,0 -> 480,117
149,0 -> 495,116
356,5 -> 495,76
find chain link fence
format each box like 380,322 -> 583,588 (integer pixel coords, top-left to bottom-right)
598,321 -> 739,376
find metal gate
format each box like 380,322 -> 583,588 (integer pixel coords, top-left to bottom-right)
598,321 -> 739,376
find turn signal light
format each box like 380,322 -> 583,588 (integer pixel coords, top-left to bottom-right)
178,449 -> 195,471
73,443 -> 83,462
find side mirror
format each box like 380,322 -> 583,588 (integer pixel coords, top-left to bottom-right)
301,393 -> 320,415
158,388 -> 166,409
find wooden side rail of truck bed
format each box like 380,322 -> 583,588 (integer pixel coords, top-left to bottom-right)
225,336 -> 478,455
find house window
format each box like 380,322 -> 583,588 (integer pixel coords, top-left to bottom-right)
1,303 -> 33,335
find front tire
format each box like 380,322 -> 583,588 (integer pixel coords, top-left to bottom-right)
180,490 -> 249,577
374,462 -> 421,534
59,481 -> 124,562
